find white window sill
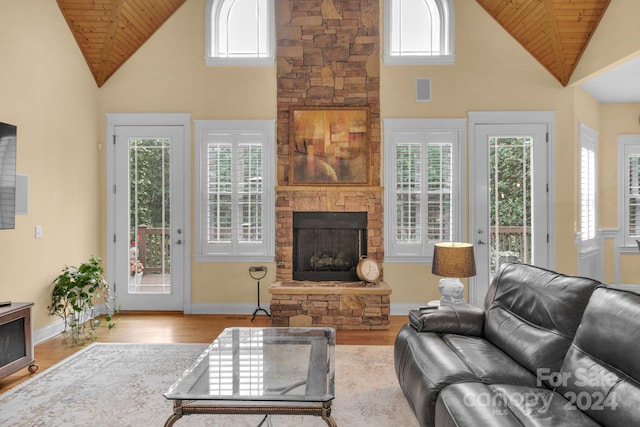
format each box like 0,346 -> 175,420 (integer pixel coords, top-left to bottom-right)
383,54 -> 455,66
205,57 -> 275,67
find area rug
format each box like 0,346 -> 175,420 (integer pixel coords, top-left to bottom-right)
0,343 -> 419,427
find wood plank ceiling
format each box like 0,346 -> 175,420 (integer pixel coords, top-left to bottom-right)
57,0 -> 610,88
476,0 -> 611,86
56,0 -> 186,87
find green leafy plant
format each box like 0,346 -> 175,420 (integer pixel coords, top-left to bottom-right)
48,256 -> 118,345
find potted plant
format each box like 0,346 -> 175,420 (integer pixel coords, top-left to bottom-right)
48,256 -> 117,345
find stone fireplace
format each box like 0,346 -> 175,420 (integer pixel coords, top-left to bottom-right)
274,0 -> 382,282
293,211 -> 367,282
269,0 -> 389,329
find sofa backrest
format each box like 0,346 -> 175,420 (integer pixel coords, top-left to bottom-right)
556,286 -> 640,426
483,263 -> 601,382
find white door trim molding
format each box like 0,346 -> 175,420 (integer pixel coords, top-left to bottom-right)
105,113 -> 192,313
467,111 -> 556,307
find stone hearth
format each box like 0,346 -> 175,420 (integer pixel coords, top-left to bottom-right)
269,281 -> 391,330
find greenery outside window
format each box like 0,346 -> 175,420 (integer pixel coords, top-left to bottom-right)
205,0 -> 275,66
384,0 -> 455,65
194,120 -> 275,261
383,119 -> 466,263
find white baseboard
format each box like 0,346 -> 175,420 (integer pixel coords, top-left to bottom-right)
391,303 -> 420,316
33,318 -> 66,345
33,304 -> 113,345
190,303 -> 264,315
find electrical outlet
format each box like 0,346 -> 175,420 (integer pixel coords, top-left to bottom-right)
35,225 -> 43,239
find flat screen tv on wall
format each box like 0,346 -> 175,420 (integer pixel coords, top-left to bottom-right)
0,122 -> 17,230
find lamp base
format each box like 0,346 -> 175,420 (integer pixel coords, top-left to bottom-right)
437,277 -> 466,306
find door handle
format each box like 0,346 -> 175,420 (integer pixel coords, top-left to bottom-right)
477,240 -> 486,245
175,239 -> 183,245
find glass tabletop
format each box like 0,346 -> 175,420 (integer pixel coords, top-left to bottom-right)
164,327 -> 336,402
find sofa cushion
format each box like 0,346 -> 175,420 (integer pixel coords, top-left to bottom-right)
483,263 -> 602,382
441,334 -> 537,387
435,382 -> 601,427
556,286 -> 640,426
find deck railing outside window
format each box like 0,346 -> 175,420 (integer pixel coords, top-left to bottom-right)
136,225 -> 171,273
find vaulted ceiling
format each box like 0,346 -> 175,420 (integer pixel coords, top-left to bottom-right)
476,0 -> 611,86
56,0 -> 186,87
56,0 -> 610,88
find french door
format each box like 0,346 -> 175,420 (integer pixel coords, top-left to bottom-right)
469,113 -> 554,306
107,114 -> 190,311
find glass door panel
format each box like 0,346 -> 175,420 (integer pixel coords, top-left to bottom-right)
113,125 -> 184,311
129,137 -> 171,294
489,136 -> 532,273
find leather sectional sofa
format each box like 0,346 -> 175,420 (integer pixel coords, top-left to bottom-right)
394,262 -> 640,426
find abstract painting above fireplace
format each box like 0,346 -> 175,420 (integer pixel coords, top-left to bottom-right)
289,106 -> 370,185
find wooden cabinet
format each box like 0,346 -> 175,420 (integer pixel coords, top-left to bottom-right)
0,302 -> 38,379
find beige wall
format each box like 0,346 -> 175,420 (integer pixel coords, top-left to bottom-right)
3,0 -> 640,333
599,103 -> 640,283
570,0 -> 640,84
0,0 -> 99,330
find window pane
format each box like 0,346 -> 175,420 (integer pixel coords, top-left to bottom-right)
580,144 -> 596,240
218,0 -> 268,57
628,155 -> 640,237
237,143 -> 263,242
390,0 -> 443,56
427,143 -> 452,241
396,143 -> 421,242
208,143 -> 233,242
489,137 -> 532,271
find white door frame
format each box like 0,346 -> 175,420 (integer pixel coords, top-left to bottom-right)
106,113 -> 192,313
468,111 -> 556,307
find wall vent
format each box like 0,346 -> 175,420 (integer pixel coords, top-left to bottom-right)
416,78 -> 432,102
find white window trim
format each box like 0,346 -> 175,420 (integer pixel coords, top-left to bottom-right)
578,122 -> 598,253
383,0 -> 455,65
204,0 -> 275,67
194,120 -> 276,262
618,134 -> 640,250
383,118 -> 467,264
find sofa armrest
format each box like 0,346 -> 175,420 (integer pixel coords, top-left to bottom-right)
409,304 -> 485,336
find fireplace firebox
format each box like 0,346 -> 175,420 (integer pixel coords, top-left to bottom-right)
293,212 -> 367,281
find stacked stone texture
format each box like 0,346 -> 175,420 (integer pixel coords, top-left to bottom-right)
270,282 -> 391,330
275,0 -> 382,281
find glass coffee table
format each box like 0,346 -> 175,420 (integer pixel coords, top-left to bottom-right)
164,327 -> 336,426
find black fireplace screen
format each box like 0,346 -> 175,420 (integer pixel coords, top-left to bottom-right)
293,212 -> 367,281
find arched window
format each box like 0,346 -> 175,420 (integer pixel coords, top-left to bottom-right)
384,0 -> 455,65
205,0 -> 274,66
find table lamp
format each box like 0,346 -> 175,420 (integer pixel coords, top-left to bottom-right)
431,242 -> 476,306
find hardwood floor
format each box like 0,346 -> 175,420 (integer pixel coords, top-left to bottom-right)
0,312 -> 408,394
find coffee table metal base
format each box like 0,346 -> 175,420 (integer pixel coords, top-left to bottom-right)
164,399 -> 337,427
